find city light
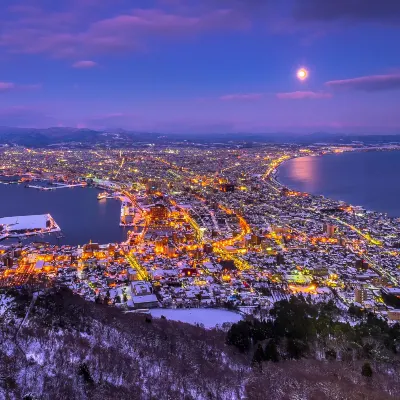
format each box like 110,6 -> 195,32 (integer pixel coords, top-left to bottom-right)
0,144 -> 398,324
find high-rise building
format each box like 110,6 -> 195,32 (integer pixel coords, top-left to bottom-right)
276,253 -> 285,265
251,234 -> 263,246
355,259 -> 369,270
354,287 -> 371,304
323,223 -> 336,238
149,203 -> 170,222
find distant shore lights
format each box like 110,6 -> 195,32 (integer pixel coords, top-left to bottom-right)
297,68 -> 308,81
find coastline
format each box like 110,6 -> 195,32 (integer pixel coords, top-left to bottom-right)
0,181 -> 126,245
274,147 -> 400,217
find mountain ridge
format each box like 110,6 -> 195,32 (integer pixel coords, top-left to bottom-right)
0,127 -> 400,147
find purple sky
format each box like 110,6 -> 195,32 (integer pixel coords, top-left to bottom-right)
0,0 -> 400,134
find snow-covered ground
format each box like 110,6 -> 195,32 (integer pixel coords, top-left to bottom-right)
0,214 -> 50,230
0,294 -> 14,317
150,308 -> 243,328
0,213 -> 61,239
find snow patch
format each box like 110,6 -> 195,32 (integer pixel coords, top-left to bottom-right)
150,308 -> 243,328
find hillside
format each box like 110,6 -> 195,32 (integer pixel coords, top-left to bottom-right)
1,127 -> 400,147
0,127 -> 139,148
0,288 -> 399,399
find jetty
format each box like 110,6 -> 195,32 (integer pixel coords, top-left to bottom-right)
26,183 -> 87,190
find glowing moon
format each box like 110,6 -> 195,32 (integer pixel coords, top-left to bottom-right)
297,68 -> 308,81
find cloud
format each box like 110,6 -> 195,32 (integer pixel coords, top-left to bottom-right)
0,5 -> 249,58
93,8 -> 248,33
1,0 -> 397,64
325,73 -> 400,92
293,0 -> 400,24
0,81 -> 41,92
276,91 -> 332,99
72,60 -> 97,68
0,82 -> 16,92
220,93 -> 263,100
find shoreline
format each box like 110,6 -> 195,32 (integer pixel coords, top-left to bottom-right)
273,147 -> 400,218
0,181 -> 126,246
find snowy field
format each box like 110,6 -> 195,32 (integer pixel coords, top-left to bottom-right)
150,308 -> 243,328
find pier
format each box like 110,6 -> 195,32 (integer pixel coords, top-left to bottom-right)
26,183 -> 87,190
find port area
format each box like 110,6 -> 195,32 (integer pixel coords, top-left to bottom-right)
97,191 -> 114,200
119,196 -> 143,227
0,214 -> 61,240
26,182 -> 87,190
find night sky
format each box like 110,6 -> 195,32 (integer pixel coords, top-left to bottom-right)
0,0 -> 399,134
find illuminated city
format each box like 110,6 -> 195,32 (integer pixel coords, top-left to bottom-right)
1,0 -> 400,397
1,144 -> 399,323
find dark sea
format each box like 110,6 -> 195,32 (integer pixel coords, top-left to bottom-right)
277,151 -> 400,217
0,184 -> 127,245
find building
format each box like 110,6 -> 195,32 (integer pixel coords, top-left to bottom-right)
382,287 -> 400,296
219,260 -> 236,271
0,214 -> 60,237
128,268 -> 138,281
149,203 -> 170,222
121,214 -> 133,225
312,266 -> 329,277
323,223 -> 336,238
83,242 -> 100,252
276,253 -> 285,265
251,234 -> 263,246
354,287 -> 371,304
387,310 -> 400,321
219,183 -> 235,193
355,259 -> 369,270
203,243 -> 213,254
272,225 -> 289,235
146,180 -> 162,194
93,178 -> 120,190
130,281 -> 159,309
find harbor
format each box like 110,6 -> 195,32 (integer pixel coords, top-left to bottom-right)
0,213 -> 61,240
0,182 -> 126,245
26,182 -> 87,190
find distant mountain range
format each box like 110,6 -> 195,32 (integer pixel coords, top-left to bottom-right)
0,127 -> 141,147
1,126 -> 400,147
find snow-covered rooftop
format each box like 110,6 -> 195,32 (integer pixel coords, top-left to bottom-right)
0,214 -> 51,231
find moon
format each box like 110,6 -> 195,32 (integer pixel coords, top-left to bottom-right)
297,68 -> 308,81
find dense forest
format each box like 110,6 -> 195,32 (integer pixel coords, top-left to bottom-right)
0,288 -> 399,399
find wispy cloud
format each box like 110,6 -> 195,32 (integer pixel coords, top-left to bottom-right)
325,73 -> 400,92
0,0 -> 397,65
276,91 -> 332,99
72,60 -> 97,68
0,81 -> 41,92
0,5 -> 249,59
0,82 -> 16,92
220,93 -> 263,101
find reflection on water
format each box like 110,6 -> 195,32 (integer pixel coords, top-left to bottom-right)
285,156 -> 320,193
278,151 -> 400,217
98,199 -> 107,216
